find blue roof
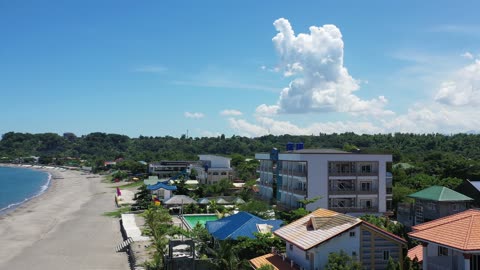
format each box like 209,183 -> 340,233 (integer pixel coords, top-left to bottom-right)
147,181 -> 177,191
205,211 -> 283,240
470,180 -> 480,192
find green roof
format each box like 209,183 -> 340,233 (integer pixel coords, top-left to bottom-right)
408,186 -> 473,202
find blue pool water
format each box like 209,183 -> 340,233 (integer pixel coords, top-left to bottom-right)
0,166 -> 51,215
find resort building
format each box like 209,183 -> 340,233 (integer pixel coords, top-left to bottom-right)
255,146 -> 392,213
148,161 -> 193,178
250,208 -> 406,270
191,155 -> 233,185
397,186 -> 473,227
205,211 -> 283,241
408,209 -> 480,270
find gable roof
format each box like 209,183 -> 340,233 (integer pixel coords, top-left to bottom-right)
162,195 -> 196,205
409,209 -> 480,251
273,208 -> 361,250
274,208 -> 406,251
408,186 -> 473,202
205,211 -> 283,240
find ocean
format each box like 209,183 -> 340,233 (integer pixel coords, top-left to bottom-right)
0,166 -> 51,215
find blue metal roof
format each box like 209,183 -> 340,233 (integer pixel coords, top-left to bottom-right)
146,181 -> 177,191
470,180 -> 480,192
205,211 -> 283,240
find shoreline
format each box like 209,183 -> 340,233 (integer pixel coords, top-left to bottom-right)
0,164 -> 130,269
0,164 -> 54,215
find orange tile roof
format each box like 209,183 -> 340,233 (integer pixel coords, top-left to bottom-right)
407,245 -> 423,262
249,253 -> 300,270
409,209 -> 480,251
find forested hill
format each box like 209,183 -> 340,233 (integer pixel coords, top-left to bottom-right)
2,131 -> 480,177
2,132 -> 480,161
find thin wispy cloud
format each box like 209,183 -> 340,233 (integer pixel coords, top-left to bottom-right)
220,109 -> 243,116
171,80 -> 279,92
132,65 -> 167,73
429,24 -> 480,36
184,112 -> 205,119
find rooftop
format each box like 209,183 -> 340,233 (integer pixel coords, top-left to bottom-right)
407,245 -> 423,263
205,211 -> 283,240
408,186 -> 473,202
250,253 -> 300,270
470,180 -> 480,192
274,208 -> 406,251
409,209 -> 480,251
273,208 -> 360,250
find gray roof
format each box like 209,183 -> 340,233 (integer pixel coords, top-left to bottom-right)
163,195 -> 197,205
470,180 -> 480,192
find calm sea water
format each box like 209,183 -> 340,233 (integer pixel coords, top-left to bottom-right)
0,166 -> 51,215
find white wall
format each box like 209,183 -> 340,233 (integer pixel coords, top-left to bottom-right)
198,155 -> 231,168
285,227 -> 361,270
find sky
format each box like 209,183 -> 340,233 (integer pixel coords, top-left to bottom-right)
2,1 -> 480,138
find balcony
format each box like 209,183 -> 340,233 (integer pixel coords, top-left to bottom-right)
328,170 -> 378,176
279,169 -> 307,177
278,186 -> 307,196
259,181 -> 273,187
329,206 -> 378,213
329,187 -> 356,195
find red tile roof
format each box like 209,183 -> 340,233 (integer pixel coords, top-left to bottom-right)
409,209 -> 480,251
249,253 -> 300,270
407,244 -> 423,263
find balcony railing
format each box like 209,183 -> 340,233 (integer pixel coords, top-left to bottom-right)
328,171 -> 378,176
278,186 -> 307,196
259,181 -> 273,187
279,169 -> 307,177
328,187 -> 378,195
329,206 -> 378,213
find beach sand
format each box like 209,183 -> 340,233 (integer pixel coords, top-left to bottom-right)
0,167 -> 130,270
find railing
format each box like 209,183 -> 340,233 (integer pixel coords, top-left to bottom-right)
329,206 -> 378,213
279,169 -> 307,177
328,171 -> 378,176
278,186 -> 307,196
259,182 -> 273,187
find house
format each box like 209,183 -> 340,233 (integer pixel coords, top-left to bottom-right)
146,179 -> 177,201
205,211 -> 283,241
255,146 -> 393,214
398,186 -> 473,226
260,208 -> 406,270
408,209 -> 480,270
456,180 -> 480,207
191,155 -> 234,185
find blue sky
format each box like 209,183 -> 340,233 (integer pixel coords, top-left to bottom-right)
2,1 -> 480,138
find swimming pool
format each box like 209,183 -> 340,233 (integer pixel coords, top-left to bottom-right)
181,214 -> 218,230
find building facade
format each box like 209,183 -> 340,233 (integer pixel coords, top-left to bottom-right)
255,148 -> 392,213
191,155 -> 233,185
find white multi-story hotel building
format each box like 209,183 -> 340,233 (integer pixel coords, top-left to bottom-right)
255,147 -> 392,214
191,155 -> 233,185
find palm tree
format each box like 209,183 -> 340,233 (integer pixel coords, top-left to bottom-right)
207,240 -> 250,270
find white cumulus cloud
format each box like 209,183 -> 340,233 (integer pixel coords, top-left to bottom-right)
220,109 -> 243,116
461,52 -> 474,59
434,60 -> 480,106
257,18 -> 393,117
184,112 -> 205,119
229,116 -> 384,137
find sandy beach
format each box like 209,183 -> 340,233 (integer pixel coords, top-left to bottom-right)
0,166 -> 130,270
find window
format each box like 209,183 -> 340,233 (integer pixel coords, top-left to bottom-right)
452,204 -> 459,211
289,244 -> 293,251
349,231 -> 355,237
361,182 -> 371,191
305,252 -> 309,260
383,250 -> 390,260
212,172 -> 219,175
438,246 -> 448,256
352,251 -> 357,258
427,203 -> 436,211
221,172 -> 227,175
361,165 -> 371,173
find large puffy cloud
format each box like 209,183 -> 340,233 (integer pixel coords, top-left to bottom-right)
434,60 -> 480,106
257,18 -> 393,116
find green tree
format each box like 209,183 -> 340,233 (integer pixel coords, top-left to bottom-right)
238,200 -> 272,219
325,250 -> 362,270
235,232 -> 285,260
207,240 -> 249,270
